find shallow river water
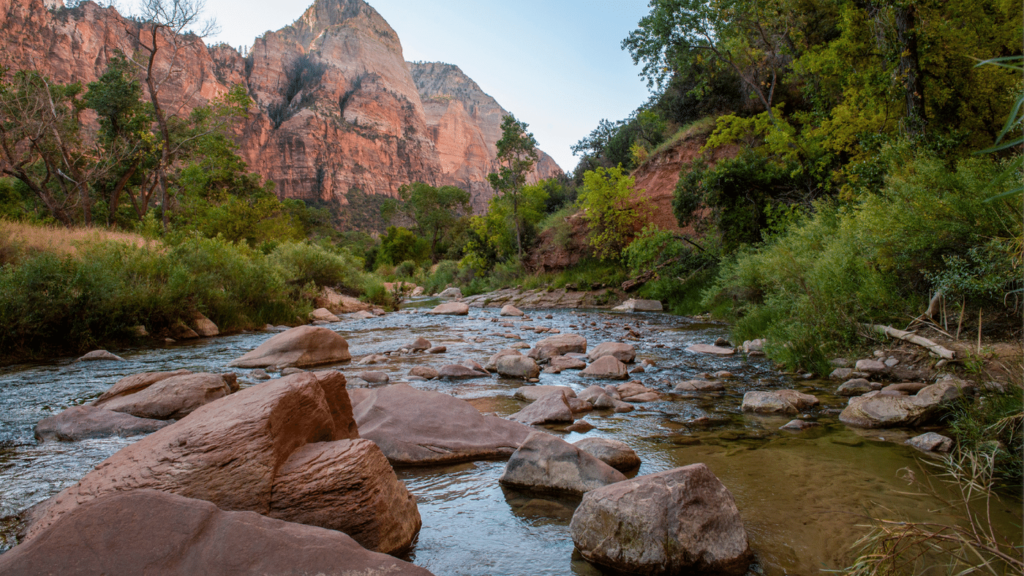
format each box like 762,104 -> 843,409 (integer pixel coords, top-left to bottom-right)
0,299 -> 1018,575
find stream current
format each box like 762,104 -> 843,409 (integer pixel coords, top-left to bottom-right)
1,298 -> 1018,575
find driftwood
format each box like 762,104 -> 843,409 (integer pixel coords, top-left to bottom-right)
864,324 -> 957,360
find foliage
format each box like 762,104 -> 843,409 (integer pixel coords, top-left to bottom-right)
948,388 -> 1023,486
461,184 -> 548,274
377,226 -> 429,267
381,181 -> 470,261
267,241 -> 363,292
577,166 -> 652,260
487,114 -> 538,258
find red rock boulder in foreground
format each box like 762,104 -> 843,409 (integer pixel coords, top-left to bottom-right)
0,489 -> 434,576
21,372 -> 420,555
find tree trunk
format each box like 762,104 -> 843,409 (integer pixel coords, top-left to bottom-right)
894,4 -> 925,133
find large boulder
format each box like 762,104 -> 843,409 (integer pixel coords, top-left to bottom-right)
500,304 -> 524,316
573,438 -> 641,472
93,372 -> 238,420
509,391 -> 574,425
581,356 -> 629,380
741,390 -> 819,415
496,355 -> 541,379
612,299 -> 663,312
570,464 -> 752,576
839,381 -> 965,429
228,326 -> 351,368
93,370 -> 191,405
308,308 -> 341,323
350,384 -> 533,465
438,364 -> 487,379
189,311 -> 220,337
499,431 -> 626,496
21,372 -> 419,555
34,405 -> 169,442
0,490 -> 433,576
527,334 -> 587,362
428,302 -> 469,315
485,349 -> 523,371
589,342 -> 636,363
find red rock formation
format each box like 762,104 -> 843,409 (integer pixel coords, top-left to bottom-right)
0,0 -> 562,220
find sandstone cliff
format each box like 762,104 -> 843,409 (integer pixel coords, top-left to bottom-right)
0,0 -> 562,223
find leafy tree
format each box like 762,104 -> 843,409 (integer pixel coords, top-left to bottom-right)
487,114 -> 538,258
377,226 -> 429,266
461,184 -> 548,274
381,181 -> 470,261
577,165 -> 653,260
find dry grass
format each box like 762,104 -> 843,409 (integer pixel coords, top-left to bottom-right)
0,220 -> 157,264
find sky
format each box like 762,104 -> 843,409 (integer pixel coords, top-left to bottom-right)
200,0 -> 654,172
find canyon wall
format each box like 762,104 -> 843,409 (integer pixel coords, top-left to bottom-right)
0,0 -> 562,222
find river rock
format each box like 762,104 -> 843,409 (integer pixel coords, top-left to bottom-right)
515,385 -> 576,402
75,350 -> 125,362
438,287 -> 463,299
250,369 -> 271,380
500,431 -> 626,496
882,382 -> 929,395
21,372 -> 421,554
611,399 -> 635,413
496,355 -> 541,379
509,391 -> 574,425
408,366 -> 438,380
779,419 -> 818,431
358,354 -> 388,365
573,438 -> 641,472
356,371 -> 389,384
741,390 -> 819,415
617,381 -> 657,401
407,337 -> 431,351
855,359 -> 887,374
349,384 -> 532,465
686,344 -> 736,356
588,342 -> 636,363
429,302 -> 468,315
438,364 -> 487,379
906,432 -> 953,453
581,356 -> 629,380
189,311 -> 219,337
830,368 -> 855,380
566,421 -> 595,433
570,464 -> 752,576
93,370 -> 192,404
836,378 -> 879,396
675,380 -> 725,392
612,299 -> 663,312
0,490 -> 433,576
427,346 -> 446,354
463,359 -> 489,374
485,349 -> 522,370
228,326 -> 351,368
93,372 -> 238,420
839,381 -> 965,428
527,334 -> 588,362
550,355 -> 587,370
34,405 -> 169,442
349,310 -> 375,320
500,304 -> 524,316
742,339 -> 765,354
268,438 -> 421,554
309,308 -> 341,323
577,385 -> 610,404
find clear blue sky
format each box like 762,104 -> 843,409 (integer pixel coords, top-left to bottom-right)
202,0 -> 654,172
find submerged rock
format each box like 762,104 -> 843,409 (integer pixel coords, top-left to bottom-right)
34,405 -> 169,442
741,390 -> 819,415
228,326 -> 351,368
509,391 -> 574,425
674,380 -> 725,392
0,490 -> 433,576
437,364 -> 487,379
570,464 -> 752,576
500,431 -> 626,496
350,384 -> 532,465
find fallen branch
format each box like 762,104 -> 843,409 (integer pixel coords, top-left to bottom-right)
863,324 -> 957,360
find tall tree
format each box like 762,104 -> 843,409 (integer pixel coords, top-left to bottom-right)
381,181 -> 470,262
487,114 -> 538,258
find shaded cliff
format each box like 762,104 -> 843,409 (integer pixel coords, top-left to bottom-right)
0,0 -> 562,223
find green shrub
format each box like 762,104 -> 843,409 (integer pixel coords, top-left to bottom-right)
423,260 -> 458,294
268,241 -> 363,292
394,259 -> 418,279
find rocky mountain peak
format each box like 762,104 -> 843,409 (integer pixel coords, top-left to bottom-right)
283,0 -> 400,53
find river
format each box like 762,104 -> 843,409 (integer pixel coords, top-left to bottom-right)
0,299 -> 1017,575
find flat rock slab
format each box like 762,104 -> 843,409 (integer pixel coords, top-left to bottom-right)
514,385 -> 577,402
34,405 -> 169,442
500,431 -> 626,496
906,432 -> 953,453
350,384 -> 533,466
527,334 -> 588,362
438,365 -> 488,379
0,490 -> 433,576
612,299 -> 663,312
570,464 -> 752,576
573,438 -> 641,472
509,391 -> 574,425
674,380 -> 725,392
228,326 -> 351,368
741,390 -> 819,415
686,344 -> 736,356
428,302 -> 469,315
94,372 -> 237,420
75,350 -> 125,362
